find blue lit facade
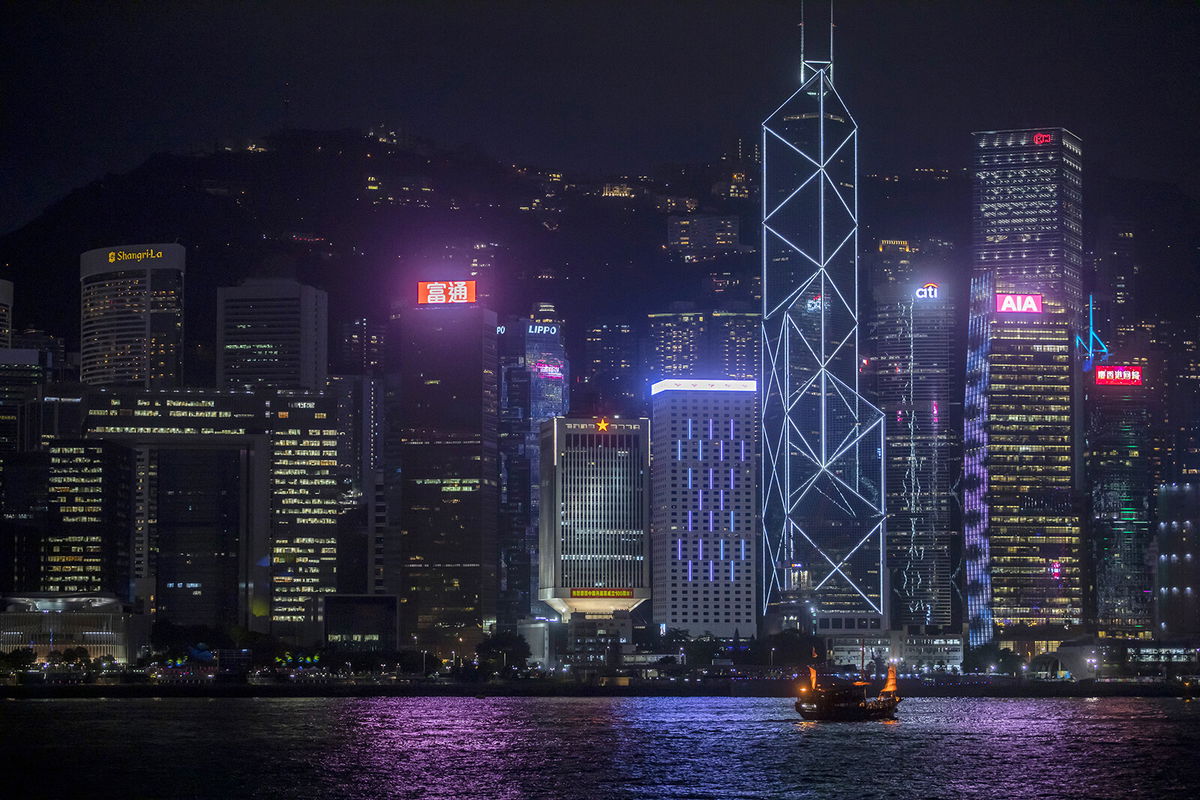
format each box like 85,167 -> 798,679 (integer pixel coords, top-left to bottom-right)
650,379 -> 758,637
499,311 -> 569,624
965,129 -> 1084,650
761,55 -> 887,633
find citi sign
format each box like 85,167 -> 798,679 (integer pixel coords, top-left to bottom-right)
915,282 -> 939,299
995,293 -> 1043,313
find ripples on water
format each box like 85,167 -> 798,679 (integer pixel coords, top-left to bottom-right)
3,696 -> 1199,799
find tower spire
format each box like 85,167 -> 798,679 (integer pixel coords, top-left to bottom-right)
799,0 -> 835,84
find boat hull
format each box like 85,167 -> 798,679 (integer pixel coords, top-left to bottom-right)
795,697 -> 899,721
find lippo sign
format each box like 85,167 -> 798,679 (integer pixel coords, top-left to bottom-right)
995,293 -> 1043,313
1095,365 -> 1143,386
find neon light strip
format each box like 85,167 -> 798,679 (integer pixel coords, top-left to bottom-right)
651,379 -> 757,395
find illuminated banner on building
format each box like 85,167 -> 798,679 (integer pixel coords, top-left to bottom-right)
81,243 -> 185,277
995,293 -> 1043,313
417,280 -> 476,304
650,379 -> 757,395
570,589 -> 634,598
1095,365 -> 1143,386
915,282 -> 939,299
1032,132 -> 1053,145
528,324 -> 558,336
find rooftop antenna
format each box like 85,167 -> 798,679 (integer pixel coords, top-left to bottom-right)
799,0 -> 835,84
799,0 -> 806,83
828,0 -> 834,83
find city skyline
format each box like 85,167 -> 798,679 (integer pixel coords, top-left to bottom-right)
0,0 -> 1197,693
3,6 -> 1200,799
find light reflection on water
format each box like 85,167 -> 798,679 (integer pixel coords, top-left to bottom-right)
3,696 -> 1199,798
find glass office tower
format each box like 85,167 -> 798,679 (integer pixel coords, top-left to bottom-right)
965,129 -> 1085,651
761,47 -> 886,633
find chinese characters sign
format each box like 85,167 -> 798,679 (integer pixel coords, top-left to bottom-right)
1095,366 -> 1143,386
995,293 -> 1043,313
418,280 -> 476,304
570,588 -> 634,598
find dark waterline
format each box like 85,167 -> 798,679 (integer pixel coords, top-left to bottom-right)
4,696 -> 1199,799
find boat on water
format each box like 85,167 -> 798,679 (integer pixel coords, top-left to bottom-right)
795,663 -> 901,721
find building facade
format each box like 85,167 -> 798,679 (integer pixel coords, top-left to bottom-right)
1154,483 -> 1200,638
386,281 -> 498,651
650,380 -> 757,637
1087,359 -> 1156,638
761,50 -> 887,634
965,128 -> 1085,651
964,278 -> 1083,650
80,244 -> 185,388
498,309 -> 569,625
217,277 -> 328,391
538,417 -> 649,619
866,275 -> 960,632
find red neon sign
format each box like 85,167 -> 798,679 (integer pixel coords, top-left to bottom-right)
1033,132 -> 1053,145
1095,366 -> 1143,386
417,280 -> 476,304
995,293 -> 1043,313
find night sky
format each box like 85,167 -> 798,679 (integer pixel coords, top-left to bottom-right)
3,1 -> 1198,233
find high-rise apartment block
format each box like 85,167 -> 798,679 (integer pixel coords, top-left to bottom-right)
646,307 -> 707,380
80,244 -> 185,388
667,215 -> 740,252
650,380 -> 757,637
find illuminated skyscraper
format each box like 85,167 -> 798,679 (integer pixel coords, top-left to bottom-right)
650,380 -> 757,637
217,277 -> 328,392
80,244 -> 185,388
498,307 -> 569,624
44,441 -> 133,599
539,417 -> 649,619
761,38 -> 887,634
1087,358 -> 1155,638
964,279 -> 1083,650
866,275 -> 960,632
972,129 -> 1084,328
1155,483 -> 1200,638
386,279 -> 498,650
965,129 -> 1085,651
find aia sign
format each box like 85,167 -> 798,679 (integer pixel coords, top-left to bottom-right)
1032,132 -> 1053,145
995,293 -> 1043,313
1095,366 -> 1143,386
418,280 -> 476,304
915,282 -> 939,299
